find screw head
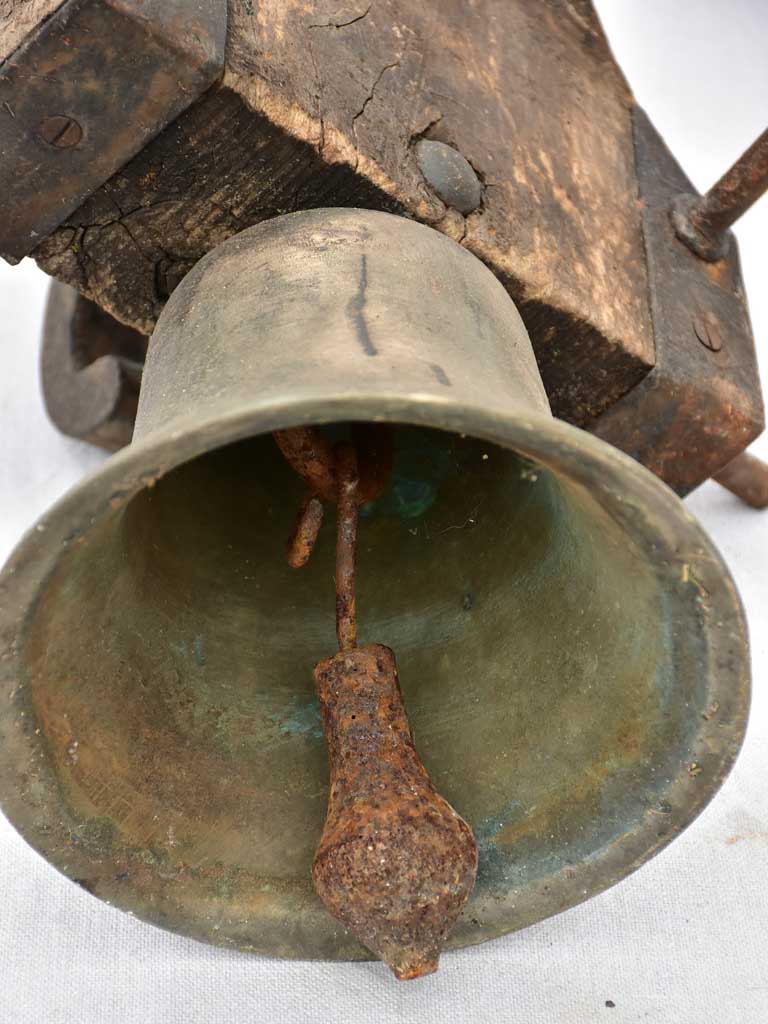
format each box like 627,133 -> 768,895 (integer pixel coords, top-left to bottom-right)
37,115 -> 83,149
692,312 -> 723,352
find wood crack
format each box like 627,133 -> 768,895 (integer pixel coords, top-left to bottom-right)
309,6 -> 372,30
351,60 -> 401,169
307,35 -> 326,156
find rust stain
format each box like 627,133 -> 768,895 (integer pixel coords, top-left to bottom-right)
286,493 -> 325,569
725,831 -> 768,846
312,645 -> 477,980
333,442 -> 359,653
275,424 -> 478,977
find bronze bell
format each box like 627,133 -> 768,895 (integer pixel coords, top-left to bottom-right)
0,209 -> 748,974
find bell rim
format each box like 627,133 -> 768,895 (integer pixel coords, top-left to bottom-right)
0,392 -> 750,961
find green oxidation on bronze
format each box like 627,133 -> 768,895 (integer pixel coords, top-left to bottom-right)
0,210 -> 750,963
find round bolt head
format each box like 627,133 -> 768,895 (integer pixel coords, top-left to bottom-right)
37,115 -> 83,150
414,139 -> 483,215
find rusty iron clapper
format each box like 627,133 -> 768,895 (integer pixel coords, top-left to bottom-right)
0,0 -> 765,979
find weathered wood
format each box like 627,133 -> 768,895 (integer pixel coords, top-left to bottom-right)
0,0 -> 64,60
0,0 -> 226,262
32,0 -> 654,425
590,109 -> 764,495
33,88 -> 404,333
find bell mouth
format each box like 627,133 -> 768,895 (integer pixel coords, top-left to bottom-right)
0,397 -> 749,961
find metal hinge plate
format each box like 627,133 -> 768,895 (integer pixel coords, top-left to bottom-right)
0,0 -> 227,264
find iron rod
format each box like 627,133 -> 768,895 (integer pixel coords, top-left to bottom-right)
334,443 -> 359,652
672,126 -> 768,260
714,451 -> 768,509
286,492 -> 325,569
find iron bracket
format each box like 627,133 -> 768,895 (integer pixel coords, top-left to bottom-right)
41,279 -> 146,450
0,0 -> 227,264
589,107 -> 765,496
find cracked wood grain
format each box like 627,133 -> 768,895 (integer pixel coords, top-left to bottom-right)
309,6 -> 372,30
0,0 -> 65,61
31,0 -> 655,425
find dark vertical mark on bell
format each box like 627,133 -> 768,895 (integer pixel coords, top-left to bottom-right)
430,363 -> 451,387
347,254 -> 378,356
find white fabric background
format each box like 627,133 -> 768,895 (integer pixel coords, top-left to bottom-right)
1,2 -> 767,1021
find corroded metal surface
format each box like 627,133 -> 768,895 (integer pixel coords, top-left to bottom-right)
275,425 -> 394,569
332,442 -> 359,654
313,645 -> 477,979
41,280 -> 146,450
273,427 -> 338,504
0,211 -> 750,964
414,140 -> 484,216
286,493 -> 325,570
714,452 -> 768,510
275,415 -> 477,975
278,431 -> 479,977
589,109 -> 764,496
672,126 -> 768,262
0,0 -> 226,263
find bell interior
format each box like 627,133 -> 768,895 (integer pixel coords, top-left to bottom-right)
24,422 -> 705,952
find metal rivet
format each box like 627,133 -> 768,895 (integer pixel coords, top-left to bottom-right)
37,115 -> 83,149
692,313 -> 723,352
414,139 -> 483,215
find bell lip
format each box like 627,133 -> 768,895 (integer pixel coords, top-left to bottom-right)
0,393 -> 750,962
